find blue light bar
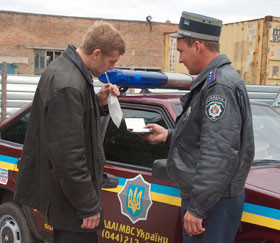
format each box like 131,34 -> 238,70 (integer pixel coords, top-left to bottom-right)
98,69 -> 194,90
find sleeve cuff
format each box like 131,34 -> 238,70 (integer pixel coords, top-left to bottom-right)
165,129 -> 173,146
188,199 -> 208,219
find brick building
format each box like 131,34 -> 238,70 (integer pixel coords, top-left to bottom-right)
0,11 -> 187,75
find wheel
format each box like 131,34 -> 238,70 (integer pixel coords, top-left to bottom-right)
0,201 -> 35,243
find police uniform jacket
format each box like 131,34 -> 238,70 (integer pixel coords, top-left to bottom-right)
14,45 -> 106,231
167,54 -> 254,218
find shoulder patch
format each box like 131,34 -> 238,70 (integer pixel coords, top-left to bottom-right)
206,95 -> 226,121
206,68 -> 217,87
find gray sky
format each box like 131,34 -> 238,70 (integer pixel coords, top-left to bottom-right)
0,0 -> 279,24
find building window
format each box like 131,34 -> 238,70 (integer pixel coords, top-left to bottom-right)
34,49 -> 63,74
273,66 -> 279,77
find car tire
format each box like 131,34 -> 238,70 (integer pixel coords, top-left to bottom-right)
0,201 -> 36,243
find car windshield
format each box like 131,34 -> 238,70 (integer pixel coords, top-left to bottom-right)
172,101 -> 280,164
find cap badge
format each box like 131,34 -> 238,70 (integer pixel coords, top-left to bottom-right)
184,19 -> 190,25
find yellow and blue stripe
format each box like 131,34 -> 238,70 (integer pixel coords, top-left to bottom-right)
103,177 -> 182,207
242,202 -> 280,230
0,154 -> 19,171
103,176 -> 280,230
1,155 -> 279,231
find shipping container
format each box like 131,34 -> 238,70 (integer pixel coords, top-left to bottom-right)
163,34 -> 188,74
220,16 -> 280,85
164,16 -> 280,86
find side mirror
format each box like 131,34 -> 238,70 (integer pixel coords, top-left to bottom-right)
152,159 -> 171,180
102,173 -> 119,188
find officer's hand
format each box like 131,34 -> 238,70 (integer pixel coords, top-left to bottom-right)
81,213 -> 101,229
97,83 -> 120,107
140,123 -> 168,143
184,211 -> 205,236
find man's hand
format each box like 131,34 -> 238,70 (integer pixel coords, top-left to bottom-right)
81,213 -> 101,229
140,123 -> 168,143
97,83 -> 120,107
184,211 -> 205,237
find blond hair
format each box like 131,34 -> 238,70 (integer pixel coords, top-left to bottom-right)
80,21 -> 126,56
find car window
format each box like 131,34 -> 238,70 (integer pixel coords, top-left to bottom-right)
251,104 -> 280,161
174,101 -> 280,162
172,101 -> 183,116
0,111 -> 30,145
103,108 -> 169,168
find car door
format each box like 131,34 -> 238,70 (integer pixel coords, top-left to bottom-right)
100,101 -> 182,243
0,107 -> 53,242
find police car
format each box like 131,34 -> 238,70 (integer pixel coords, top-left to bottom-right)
0,70 -> 280,243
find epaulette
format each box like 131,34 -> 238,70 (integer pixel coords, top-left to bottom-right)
206,68 -> 217,88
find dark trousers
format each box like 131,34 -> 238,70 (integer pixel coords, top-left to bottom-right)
53,228 -> 98,243
181,190 -> 245,243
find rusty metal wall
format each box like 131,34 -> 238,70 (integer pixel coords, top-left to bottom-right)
220,16 -> 280,86
164,16 -> 280,86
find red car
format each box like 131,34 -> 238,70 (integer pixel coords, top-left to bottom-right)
0,72 -> 280,243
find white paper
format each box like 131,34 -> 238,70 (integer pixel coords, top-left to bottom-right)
105,71 -> 123,128
108,92 -> 123,128
125,118 -> 151,133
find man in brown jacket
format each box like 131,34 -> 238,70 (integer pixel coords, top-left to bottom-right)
14,21 -> 125,243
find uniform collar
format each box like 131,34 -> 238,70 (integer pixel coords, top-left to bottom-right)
190,54 -> 231,91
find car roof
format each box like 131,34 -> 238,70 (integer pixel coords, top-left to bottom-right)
119,93 -> 182,103
1,93 -> 277,130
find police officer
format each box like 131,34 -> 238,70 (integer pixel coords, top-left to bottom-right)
144,11 -> 254,243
